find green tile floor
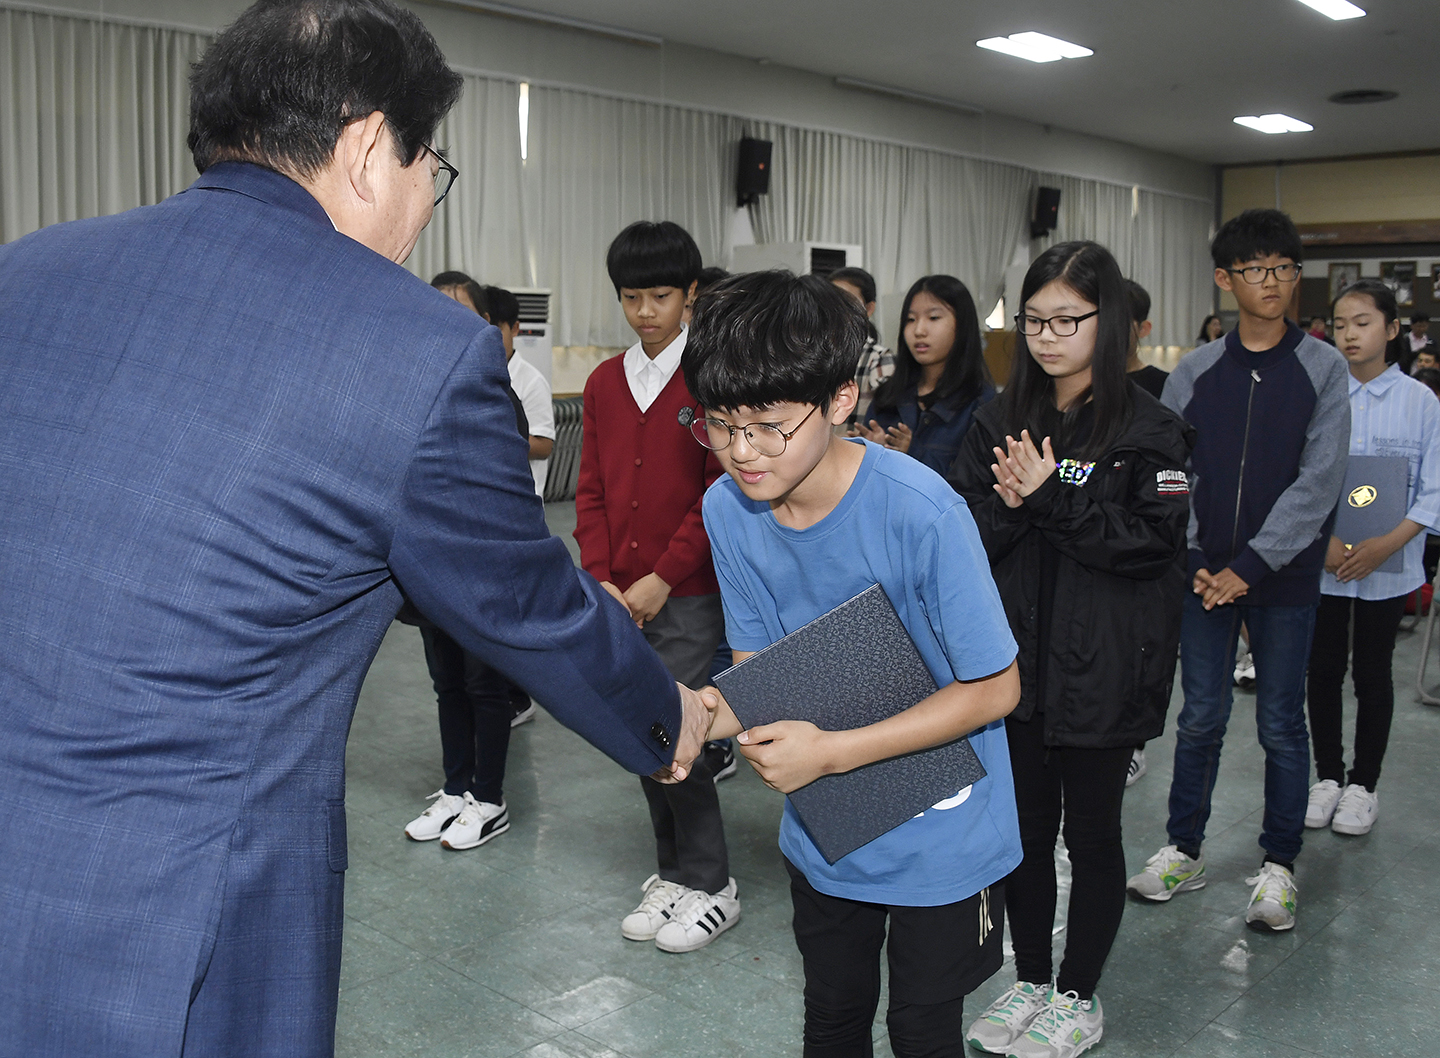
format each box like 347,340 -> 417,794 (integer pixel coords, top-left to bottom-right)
337,503 -> 1440,1057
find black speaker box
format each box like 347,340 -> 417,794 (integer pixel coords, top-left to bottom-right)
1031,186 -> 1061,238
737,138 -> 772,206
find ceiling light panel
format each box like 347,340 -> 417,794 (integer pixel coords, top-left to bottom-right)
976,32 -> 1093,64
1233,113 -> 1315,134
1295,0 -> 1366,20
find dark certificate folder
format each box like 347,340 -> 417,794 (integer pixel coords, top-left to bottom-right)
1333,455 -> 1409,574
713,584 -> 986,864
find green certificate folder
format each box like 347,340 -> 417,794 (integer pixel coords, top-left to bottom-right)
1333,455 -> 1409,574
713,584 -> 986,864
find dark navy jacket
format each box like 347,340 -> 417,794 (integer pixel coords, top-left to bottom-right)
0,163 -> 681,1056
866,381 -> 995,478
1162,324 -> 1350,606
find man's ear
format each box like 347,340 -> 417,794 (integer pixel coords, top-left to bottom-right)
337,110 -> 388,205
1214,267 -> 1234,294
828,380 -> 859,424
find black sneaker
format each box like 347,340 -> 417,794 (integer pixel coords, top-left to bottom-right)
705,740 -> 738,782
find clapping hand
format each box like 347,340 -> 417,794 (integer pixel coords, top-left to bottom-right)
990,430 -> 1056,505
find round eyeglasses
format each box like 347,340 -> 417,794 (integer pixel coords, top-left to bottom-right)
422,144 -> 459,206
1015,310 -> 1099,337
1226,263 -> 1302,285
686,404 -> 820,457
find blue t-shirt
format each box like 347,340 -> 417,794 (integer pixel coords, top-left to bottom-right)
703,440 -> 1021,906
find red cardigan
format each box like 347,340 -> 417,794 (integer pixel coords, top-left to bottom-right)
574,354 -> 722,597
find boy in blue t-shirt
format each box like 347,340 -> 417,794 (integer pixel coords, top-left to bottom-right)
682,271 -> 1022,1058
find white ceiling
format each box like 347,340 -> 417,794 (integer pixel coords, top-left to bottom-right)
494,0 -> 1440,165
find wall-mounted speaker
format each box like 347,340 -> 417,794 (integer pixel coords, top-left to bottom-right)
1031,186 -> 1061,239
737,138 -> 773,207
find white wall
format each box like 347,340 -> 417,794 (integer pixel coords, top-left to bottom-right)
28,0 -> 1212,199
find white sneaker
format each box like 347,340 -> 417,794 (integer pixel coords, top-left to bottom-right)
1126,845 -> 1206,901
655,878 -> 740,952
1331,784 -> 1378,836
1006,988 -> 1103,1058
403,789 -> 466,841
1305,779 -> 1343,828
439,793 -> 509,849
1233,650 -> 1256,689
965,980 -> 1049,1054
1125,748 -> 1147,788
510,699 -> 537,727
620,874 -> 690,941
1244,862 -> 1297,932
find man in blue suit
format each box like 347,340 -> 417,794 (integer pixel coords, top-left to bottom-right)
0,2 -> 712,1054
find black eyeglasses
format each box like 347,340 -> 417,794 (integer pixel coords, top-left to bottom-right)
1227,263 -> 1302,285
1015,310 -> 1099,337
423,144 -> 459,206
687,404 -> 821,457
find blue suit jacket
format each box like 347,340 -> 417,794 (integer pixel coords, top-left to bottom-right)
0,164 -> 682,1056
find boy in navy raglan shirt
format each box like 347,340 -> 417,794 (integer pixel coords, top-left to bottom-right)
1128,209 -> 1349,931
684,272 -> 1021,1058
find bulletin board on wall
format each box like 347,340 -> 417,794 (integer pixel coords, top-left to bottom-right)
1298,245 -> 1440,321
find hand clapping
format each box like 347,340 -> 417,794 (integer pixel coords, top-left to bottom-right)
989,430 -> 1057,507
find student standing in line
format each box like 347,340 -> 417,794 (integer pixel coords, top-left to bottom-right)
952,242 -> 1192,1058
1306,280 -> 1440,836
830,266 -> 895,420
684,271 -> 1021,1058
575,221 -> 738,953
854,275 -> 995,477
1128,208 -> 1350,932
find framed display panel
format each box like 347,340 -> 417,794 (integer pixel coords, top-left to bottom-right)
1329,262 -> 1362,302
1381,261 -> 1418,308
1432,264 -> 1440,303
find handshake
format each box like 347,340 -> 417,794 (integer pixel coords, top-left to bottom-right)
651,683 -> 725,784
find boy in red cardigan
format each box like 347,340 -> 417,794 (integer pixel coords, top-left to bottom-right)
575,222 -> 737,952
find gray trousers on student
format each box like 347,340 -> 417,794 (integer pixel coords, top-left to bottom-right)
639,592 -> 730,894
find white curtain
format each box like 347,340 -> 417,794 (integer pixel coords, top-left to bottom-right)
0,7 -> 205,242
1,3 -> 1212,351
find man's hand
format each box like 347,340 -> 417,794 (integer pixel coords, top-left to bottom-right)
650,683 -> 715,784
1325,536 -> 1347,575
1335,535 -> 1399,582
1193,567 -> 1249,610
623,572 -> 672,627
599,580 -> 632,614
992,431 -> 1056,499
883,422 -> 913,454
736,720 -> 837,793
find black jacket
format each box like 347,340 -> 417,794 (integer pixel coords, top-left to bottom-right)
951,386 -> 1195,748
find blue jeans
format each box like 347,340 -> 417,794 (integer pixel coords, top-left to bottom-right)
1167,594 -> 1316,864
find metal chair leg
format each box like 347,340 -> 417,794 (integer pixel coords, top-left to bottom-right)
1399,587 -> 1422,632
1417,571 -> 1440,706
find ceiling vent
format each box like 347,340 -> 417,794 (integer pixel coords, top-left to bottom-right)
1328,89 -> 1398,105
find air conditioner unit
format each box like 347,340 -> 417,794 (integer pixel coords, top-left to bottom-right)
508,287 -> 553,387
730,241 -> 864,277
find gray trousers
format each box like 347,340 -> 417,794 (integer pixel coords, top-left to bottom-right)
638,592 -> 730,894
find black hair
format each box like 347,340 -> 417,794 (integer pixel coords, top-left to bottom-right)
188,0 -> 463,177
1210,208 -> 1303,270
1125,279 -> 1151,324
683,270 -> 867,412
431,270 -> 487,316
1335,278 -> 1404,364
695,267 -> 730,295
828,267 -> 877,306
1196,314 -> 1224,343
997,240 -> 1134,460
1414,368 -> 1440,398
871,275 -> 989,413
605,221 -> 702,297
1413,312 -> 1430,324
484,286 -> 520,328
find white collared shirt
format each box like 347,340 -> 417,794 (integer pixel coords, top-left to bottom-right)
623,327 -> 687,413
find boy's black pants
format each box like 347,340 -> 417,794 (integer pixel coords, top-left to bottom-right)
785,859 -> 1003,1058
639,593 -> 730,893
1306,592 -> 1407,791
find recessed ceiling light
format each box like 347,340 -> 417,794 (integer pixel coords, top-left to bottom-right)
1295,0 -> 1366,20
976,32 -> 1093,64
1234,113 -> 1315,134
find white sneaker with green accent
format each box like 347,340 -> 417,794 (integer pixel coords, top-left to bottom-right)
1005,988 -> 1103,1058
966,980 -> 1049,1054
1126,845 -> 1206,901
1331,784 -> 1378,836
1244,862 -> 1297,931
